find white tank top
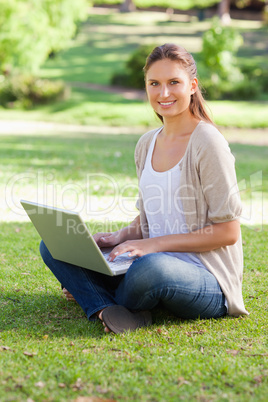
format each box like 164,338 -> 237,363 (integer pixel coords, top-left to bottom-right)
139,128 -> 207,270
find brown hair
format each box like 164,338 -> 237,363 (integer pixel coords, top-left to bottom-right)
143,43 -> 213,124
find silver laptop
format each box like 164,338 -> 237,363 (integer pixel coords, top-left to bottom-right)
20,200 -> 136,276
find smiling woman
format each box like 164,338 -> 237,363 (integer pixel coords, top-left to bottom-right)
40,43 -> 248,335
144,44 -> 213,126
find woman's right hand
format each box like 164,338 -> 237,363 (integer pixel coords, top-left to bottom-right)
93,232 -> 121,248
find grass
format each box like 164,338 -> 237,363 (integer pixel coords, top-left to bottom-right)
0,221 -> 267,401
0,7 -> 268,401
1,89 -> 268,129
1,131 -> 268,224
0,9 -> 267,128
1,126 -> 268,400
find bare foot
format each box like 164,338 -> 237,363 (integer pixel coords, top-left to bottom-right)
62,288 -> 77,302
97,309 -> 110,333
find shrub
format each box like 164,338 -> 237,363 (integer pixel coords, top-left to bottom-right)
111,44 -> 156,89
0,0 -> 89,74
198,18 -> 264,100
241,64 -> 268,93
202,19 -> 243,81
0,74 -> 69,108
110,72 -> 132,87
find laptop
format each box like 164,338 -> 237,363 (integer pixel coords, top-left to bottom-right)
20,200 -> 136,276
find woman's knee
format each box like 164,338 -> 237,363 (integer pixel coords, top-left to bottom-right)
126,253 -> 175,290
126,253 -> 206,296
39,240 -> 51,265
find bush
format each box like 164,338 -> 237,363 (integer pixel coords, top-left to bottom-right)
202,19 -> 243,81
0,0 -> 89,74
0,74 -> 69,108
199,59 -> 268,101
199,18 -> 264,100
201,76 -> 261,101
110,72 -> 132,87
241,64 -> 268,93
111,44 -> 156,89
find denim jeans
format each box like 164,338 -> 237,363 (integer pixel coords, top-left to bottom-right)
40,240 -> 227,321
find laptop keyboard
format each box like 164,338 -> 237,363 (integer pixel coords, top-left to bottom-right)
102,249 -> 136,270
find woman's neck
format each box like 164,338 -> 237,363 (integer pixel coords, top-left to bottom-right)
162,113 -> 200,140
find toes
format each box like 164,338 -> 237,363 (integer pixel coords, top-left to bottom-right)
62,288 -> 76,302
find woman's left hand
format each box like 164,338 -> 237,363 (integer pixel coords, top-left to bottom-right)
108,239 -> 158,261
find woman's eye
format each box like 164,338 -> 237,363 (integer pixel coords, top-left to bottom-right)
171,80 -> 179,85
151,82 -> 158,86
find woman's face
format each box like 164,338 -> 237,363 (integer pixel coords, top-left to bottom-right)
145,58 -> 197,121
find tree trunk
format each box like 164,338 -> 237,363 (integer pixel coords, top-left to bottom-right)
120,0 -> 136,13
217,0 -> 231,25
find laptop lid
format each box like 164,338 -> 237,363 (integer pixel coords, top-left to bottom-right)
20,200 -> 134,276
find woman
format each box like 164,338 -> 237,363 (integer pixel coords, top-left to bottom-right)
40,44 -> 248,334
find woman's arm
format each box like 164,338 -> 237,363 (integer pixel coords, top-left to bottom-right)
93,215 -> 142,248
108,220 -> 240,260
156,220 -> 240,253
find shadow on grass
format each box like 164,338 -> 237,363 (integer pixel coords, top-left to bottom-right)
40,14 -> 208,85
1,132 -> 268,192
0,132 -> 139,180
0,291 -> 183,341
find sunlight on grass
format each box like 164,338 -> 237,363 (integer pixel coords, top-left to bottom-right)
1,131 -> 267,227
1,86 -> 268,128
209,101 -> 268,129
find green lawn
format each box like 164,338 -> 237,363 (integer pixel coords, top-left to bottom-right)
1,130 -> 267,222
1,88 -> 268,129
0,221 -> 267,401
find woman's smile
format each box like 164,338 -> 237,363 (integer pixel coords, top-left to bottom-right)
158,100 -> 177,107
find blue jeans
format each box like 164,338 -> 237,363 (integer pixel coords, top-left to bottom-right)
40,240 -> 227,321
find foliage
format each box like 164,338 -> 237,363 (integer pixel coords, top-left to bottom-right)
111,44 -> 156,89
0,0 -> 89,74
200,74 -> 262,100
93,0 -> 267,11
199,18 -> 264,100
202,18 -> 244,81
0,74 -> 68,109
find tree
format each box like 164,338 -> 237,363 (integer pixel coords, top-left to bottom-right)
120,0 -> 136,12
0,0 -> 88,74
217,0 -> 231,24
217,0 -> 266,25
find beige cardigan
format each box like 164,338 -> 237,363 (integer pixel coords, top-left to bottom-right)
134,121 -> 248,317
